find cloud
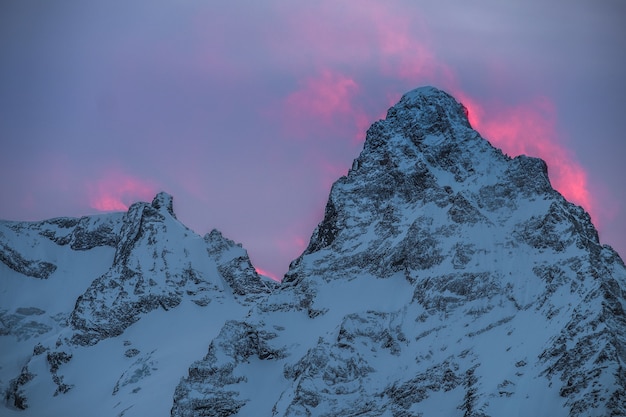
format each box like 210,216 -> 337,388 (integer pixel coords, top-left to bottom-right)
86,169 -> 157,212
272,1 -> 449,124
285,70 -> 360,127
459,94 -> 596,223
254,266 -> 280,282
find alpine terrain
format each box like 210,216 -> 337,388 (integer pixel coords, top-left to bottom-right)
1,87 -> 625,417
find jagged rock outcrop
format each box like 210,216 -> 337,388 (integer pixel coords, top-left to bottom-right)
171,320 -> 285,417
205,229 -> 276,297
66,192 -> 271,347
69,193 -> 211,346
0,240 -> 56,279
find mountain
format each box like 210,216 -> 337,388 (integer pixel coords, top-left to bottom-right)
1,192 -> 274,416
2,86 -> 625,417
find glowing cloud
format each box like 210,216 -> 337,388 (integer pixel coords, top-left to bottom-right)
461,95 -> 596,223
285,70 -> 360,125
254,266 -> 280,282
87,170 -> 157,212
275,232 -> 308,256
368,5 -> 443,84
273,1 -> 449,142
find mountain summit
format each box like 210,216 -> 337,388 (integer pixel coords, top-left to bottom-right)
2,87 -> 625,417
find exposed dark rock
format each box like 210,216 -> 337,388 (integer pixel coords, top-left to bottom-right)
0,234 -> 56,279
125,348 -> 140,358
46,350 -> 74,395
205,229 -> 273,296
5,366 -> 35,410
171,321 -> 285,416
69,215 -> 120,250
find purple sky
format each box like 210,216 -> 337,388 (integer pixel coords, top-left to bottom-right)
1,1 -> 625,279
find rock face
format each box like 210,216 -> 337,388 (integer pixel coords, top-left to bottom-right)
1,86 -> 625,417
67,192 -> 263,347
205,229 -> 277,297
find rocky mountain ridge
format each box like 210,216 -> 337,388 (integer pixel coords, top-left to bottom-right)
1,86 -> 625,416
1,192 -> 272,416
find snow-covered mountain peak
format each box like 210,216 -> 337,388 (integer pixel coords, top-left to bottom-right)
151,191 -> 176,218
253,87 -> 625,416
204,228 -> 277,296
291,87 -> 557,284
387,85 -> 472,129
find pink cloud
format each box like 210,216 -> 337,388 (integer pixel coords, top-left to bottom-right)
268,1 -> 442,81
86,169 -> 157,212
254,266 -> 278,281
283,70 -> 361,131
269,2 -> 445,132
369,7 -> 443,84
458,94 -> 597,224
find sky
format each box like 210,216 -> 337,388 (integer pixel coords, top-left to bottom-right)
1,1 -> 625,280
